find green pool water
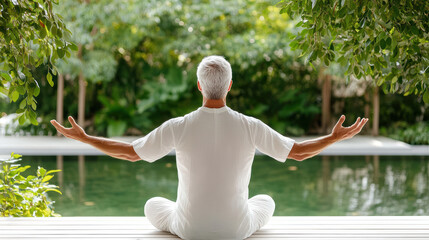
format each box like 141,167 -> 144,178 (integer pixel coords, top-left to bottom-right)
19,155 -> 429,216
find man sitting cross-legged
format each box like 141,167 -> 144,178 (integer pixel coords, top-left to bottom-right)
51,55 -> 368,240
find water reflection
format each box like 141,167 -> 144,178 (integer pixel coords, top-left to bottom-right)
56,155 -> 63,188
78,155 -> 85,202
25,155 -> 429,216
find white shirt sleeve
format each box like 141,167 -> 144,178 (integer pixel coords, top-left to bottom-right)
131,119 -> 176,163
252,118 -> 295,163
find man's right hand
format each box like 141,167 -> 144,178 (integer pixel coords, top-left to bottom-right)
288,115 -> 368,161
330,115 -> 368,141
51,116 -> 87,142
51,116 -> 140,161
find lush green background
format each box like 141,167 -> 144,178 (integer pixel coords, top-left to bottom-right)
1,0 -> 428,143
278,0 -> 429,98
0,0 -> 76,125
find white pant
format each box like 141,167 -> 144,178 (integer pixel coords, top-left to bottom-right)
144,194 -> 275,239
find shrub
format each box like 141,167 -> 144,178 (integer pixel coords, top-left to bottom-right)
0,153 -> 62,217
382,122 -> 429,145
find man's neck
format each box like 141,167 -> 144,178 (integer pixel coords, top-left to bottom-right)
202,97 -> 226,108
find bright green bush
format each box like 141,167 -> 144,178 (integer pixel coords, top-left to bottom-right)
382,122 -> 429,145
0,153 -> 61,217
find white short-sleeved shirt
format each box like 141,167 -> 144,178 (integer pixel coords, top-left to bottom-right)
132,106 -> 295,239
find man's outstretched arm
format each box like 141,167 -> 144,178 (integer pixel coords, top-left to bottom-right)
288,115 -> 368,161
51,116 -> 140,162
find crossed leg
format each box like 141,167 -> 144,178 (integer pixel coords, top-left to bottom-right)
144,197 -> 176,232
245,194 -> 275,238
144,194 -> 275,239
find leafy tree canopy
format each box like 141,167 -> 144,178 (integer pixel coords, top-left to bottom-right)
49,0 -> 320,136
0,0 -> 76,125
278,0 -> 429,102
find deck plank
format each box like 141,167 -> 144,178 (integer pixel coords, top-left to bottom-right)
1,216 -> 428,239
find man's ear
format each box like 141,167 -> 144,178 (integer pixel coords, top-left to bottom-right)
227,80 -> 233,91
197,81 -> 202,92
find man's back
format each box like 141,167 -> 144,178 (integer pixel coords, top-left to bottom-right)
133,106 -> 295,239
51,55 -> 367,240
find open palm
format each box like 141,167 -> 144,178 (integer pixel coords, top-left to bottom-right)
331,115 -> 368,141
51,116 -> 87,141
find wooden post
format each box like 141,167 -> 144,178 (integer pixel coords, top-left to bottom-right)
78,72 -> 86,127
77,45 -> 86,127
372,87 -> 379,136
364,91 -> 371,134
321,75 -> 331,134
56,74 -> 64,128
77,45 -> 86,199
56,74 -> 64,191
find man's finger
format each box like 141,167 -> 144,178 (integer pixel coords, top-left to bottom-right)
358,118 -> 369,130
349,117 -> 361,129
68,116 -> 79,128
353,118 -> 368,133
50,120 -> 68,136
334,115 -> 346,129
50,120 -> 66,130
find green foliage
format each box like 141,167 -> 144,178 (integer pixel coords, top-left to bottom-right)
0,153 -> 61,217
278,0 -> 429,101
382,122 -> 429,145
0,0 -> 76,124
379,92 -> 428,127
41,0 -> 320,136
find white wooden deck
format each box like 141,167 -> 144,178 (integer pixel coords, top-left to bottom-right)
1,216 -> 428,239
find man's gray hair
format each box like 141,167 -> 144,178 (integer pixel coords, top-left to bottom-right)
197,55 -> 232,99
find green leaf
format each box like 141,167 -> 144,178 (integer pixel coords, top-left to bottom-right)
386,37 -> 392,48
46,169 -> 62,175
11,91 -> 19,102
37,167 -> 46,177
57,48 -> 65,58
1,72 -> 12,82
18,114 -> 26,125
29,111 -> 38,125
45,188 -> 62,195
16,86 -> 25,94
354,66 -> 359,76
34,85 -> 40,97
18,165 -> 31,173
380,39 -> 386,49
69,43 -> 79,51
42,175 -> 54,183
423,91 -> 429,104
19,99 -> 27,109
47,72 -> 54,87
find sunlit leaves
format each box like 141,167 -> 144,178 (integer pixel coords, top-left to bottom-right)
0,0 -> 75,124
47,72 -> 54,87
0,153 -> 62,217
277,0 -> 429,102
